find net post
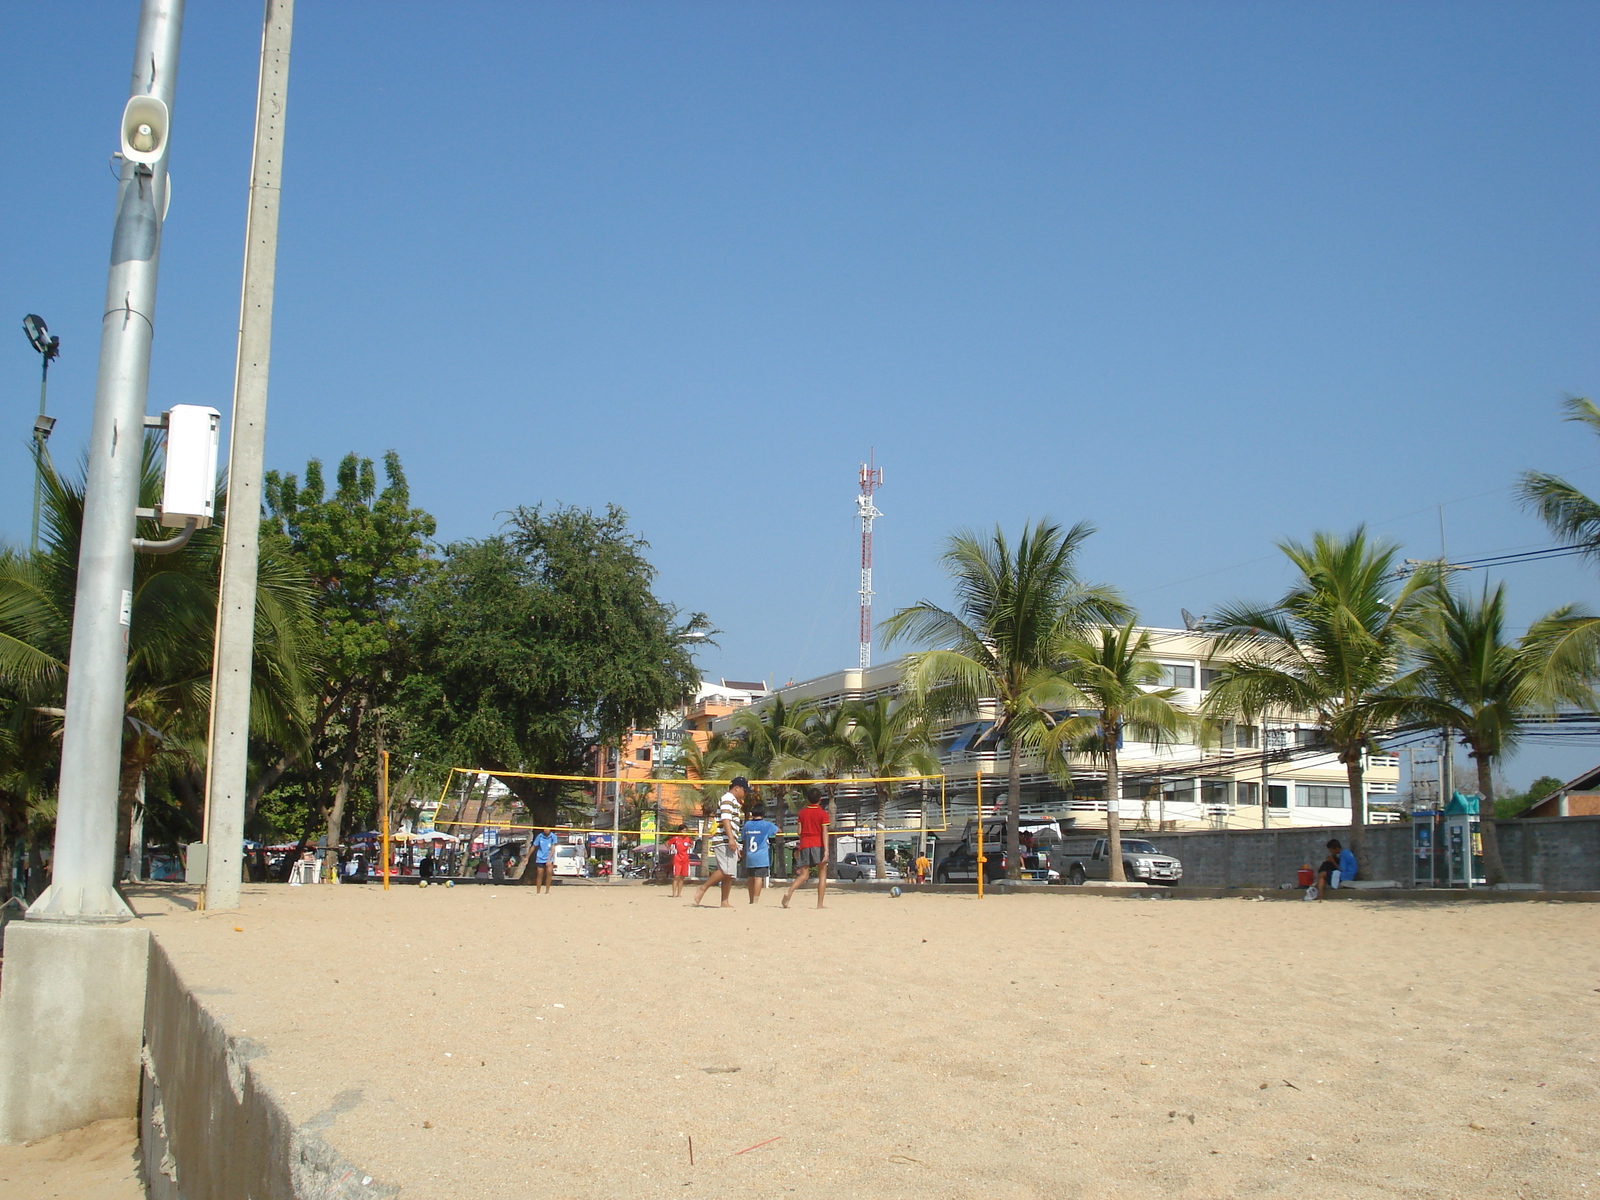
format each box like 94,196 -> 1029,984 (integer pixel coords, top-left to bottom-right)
380,749 -> 390,891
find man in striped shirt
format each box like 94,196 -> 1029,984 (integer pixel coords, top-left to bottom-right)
693,777 -> 748,908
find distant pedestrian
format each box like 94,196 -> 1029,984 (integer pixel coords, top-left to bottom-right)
782,786 -> 831,909
914,852 -> 931,885
693,777 -> 748,908
532,828 -> 559,894
741,804 -> 780,904
668,825 -> 694,898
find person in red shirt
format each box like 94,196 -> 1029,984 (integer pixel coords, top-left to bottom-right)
667,825 -> 693,898
782,786 -> 831,909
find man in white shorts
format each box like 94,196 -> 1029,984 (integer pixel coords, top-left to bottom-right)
693,777 -> 747,908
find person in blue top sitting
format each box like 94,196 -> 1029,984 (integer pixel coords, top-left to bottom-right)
1317,838 -> 1357,897
740,804 -> 781,905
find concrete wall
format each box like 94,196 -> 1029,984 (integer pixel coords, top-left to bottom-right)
1136,816 -> 1600,891
141,936 -> 393,1200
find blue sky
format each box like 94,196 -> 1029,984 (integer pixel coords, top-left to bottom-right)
3,2 -> 1597,789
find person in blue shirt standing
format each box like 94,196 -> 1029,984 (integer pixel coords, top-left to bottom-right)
531,827 -> 559,894
740,804 -> 781,904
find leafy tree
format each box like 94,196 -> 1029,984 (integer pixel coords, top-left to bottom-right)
1203,529 -> 1430,858
1494,774 -> 1566,820
1369,581 -> 1596,883
1047,621 -> 1189,881
838,694 -> 939,880
882,520 -> 1126,879
262,451 -> 435,876
397,504 -> 702,828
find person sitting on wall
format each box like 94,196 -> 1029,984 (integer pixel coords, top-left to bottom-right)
1316,839 -> 1355,897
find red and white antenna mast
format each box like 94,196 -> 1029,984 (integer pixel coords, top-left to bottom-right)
856,453 -> 883,670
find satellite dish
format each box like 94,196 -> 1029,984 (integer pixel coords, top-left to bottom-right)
1181,609 -> 1202,631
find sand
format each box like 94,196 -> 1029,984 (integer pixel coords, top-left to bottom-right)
131,882 -> 1600,1200
0,1117 -> 144,1199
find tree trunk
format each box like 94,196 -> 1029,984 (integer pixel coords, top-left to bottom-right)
0,829 -> 12,902
1474,751 -> 1508,887
1105,744 -> 1126,883
874,785 -> 888,880
1005,725 -> 1022,881
322,699 -> 368,882
115,742 -> 150,884
1344,753 -> 1366,860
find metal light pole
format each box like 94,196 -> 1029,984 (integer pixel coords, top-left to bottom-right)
202,0 -> 294,911
22,316 -> 61,554
28,0 -> 184,923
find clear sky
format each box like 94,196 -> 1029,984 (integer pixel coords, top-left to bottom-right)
4,3 -> 1597,790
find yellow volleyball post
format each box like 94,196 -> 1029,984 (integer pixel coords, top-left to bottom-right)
380,749 -> 391,891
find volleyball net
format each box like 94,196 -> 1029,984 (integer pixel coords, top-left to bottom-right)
422,768 -> 949,844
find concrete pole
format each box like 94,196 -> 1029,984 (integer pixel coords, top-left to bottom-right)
28,0 -> 184,924
202,0 -> 294,911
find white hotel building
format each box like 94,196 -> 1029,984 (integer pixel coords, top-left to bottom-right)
721,629 -> 1400,837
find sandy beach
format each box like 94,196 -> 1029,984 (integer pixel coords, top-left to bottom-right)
131,882 -> 1600,1200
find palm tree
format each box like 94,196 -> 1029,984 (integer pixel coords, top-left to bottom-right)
1202,529 -> 1430,858
0,443 -> 313,880
1046,622 -> 1189,881
1370,581 -> 1596,884
1519,398 -> 1600,557
882,520 -> 1126,879
728,694 -> 815,814
840,694 -> 940,879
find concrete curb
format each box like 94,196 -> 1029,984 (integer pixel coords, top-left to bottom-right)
823,881 -> 1600,902
142,935 -> 392,1200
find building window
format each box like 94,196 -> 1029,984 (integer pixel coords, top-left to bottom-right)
1202,780 -> 1231,807
636,746 -> 651,762
1201,668 -> 1223,690
1233,724 -> 1259,749
1158,664 -> 1196,689
1296,784 -> 1350,808
1295,728 -> 1326,748
1268,784 -> 1288,808
1161,780 -> 1195,805
1236,781 -> 1260,805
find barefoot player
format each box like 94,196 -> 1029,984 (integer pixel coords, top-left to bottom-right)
693,777 -> 747,908
782,787 -> 830,909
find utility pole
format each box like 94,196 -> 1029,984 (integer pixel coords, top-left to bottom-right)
856,454 -> 882,671
202,0 -> 294,911
27,0 -> 183,923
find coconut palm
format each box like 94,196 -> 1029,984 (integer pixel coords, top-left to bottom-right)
1369,581 -> 1597,884
1046,621 -> 1189,881
1518,398 -> 1600,558
0,444 -> 313,879
1202,529 -> 1431,858
839,694 -> 940,879
882,520 -> 1126,879
728,694 -> 815,815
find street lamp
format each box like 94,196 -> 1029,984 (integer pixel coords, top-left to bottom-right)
21,314 -> 60,554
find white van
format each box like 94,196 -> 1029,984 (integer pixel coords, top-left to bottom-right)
551,844 -> 587,878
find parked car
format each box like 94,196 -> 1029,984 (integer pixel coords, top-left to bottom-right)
551,844 -> 587,877
1057,837 -> 1182,886
834,853 -> 902,881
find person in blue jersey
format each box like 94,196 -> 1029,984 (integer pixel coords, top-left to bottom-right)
531,828 -> 559,894
740,803 -> 781,904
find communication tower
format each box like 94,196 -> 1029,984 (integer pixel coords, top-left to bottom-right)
857,454 -> 883,670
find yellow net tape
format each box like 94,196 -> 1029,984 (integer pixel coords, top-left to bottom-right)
424,768 -> 949,837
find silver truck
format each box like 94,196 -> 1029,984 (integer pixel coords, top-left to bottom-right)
1056,837 -> 1182,886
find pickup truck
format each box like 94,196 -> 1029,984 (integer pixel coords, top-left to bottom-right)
1057,837 -> 1182,886
934,841 -> 1056,884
